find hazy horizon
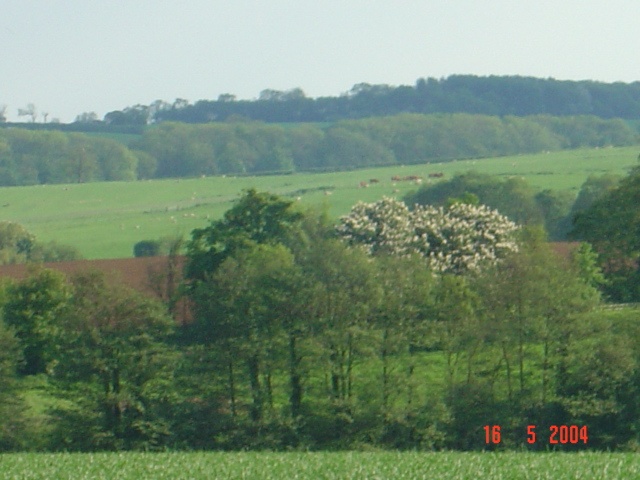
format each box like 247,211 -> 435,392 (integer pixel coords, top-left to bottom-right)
2,0 -> 638,122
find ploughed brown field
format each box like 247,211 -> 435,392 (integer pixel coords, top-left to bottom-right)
0,255 -> 191,323
0,242 -> 579,299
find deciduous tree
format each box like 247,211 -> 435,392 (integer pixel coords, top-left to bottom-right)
51,271 -> 177,450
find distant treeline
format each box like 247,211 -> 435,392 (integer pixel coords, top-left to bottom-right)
101,114 -> 640,178
106,76 -> 640,125
0,113 -> 637,185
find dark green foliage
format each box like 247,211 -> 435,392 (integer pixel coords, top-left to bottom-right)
0,319 -> 28,450
50,271 -> 177,451
186,188 -> 303,282
534,189 -> 575,240
405,172 -> 545,226
571,166 -> 640,301
1,111 -> 637,185
570,173 -> 621,217
8,187 -> 640,451
557,309 -> 639,449
133,240 -> 161,257
151,76 -> 640,123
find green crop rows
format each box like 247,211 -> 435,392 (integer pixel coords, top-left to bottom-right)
1,452 -> 639,479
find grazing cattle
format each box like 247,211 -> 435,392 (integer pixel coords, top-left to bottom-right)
369,178 -> 380,184
428,172 -> 444,178
392,175 -> 402,181
404,175 -> 423,181
359,181 -> 369,188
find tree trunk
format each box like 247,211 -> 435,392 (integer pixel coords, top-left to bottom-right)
247,354 -> 263,423
289,332 -> 303,419
502,343 -> 513,401
346,333 -> 353,401
542,337 -> 549,404
228,359 -> 237,418
381,327 -> 390,421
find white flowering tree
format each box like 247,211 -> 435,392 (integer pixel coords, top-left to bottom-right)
336,196 -> 416,256
337,197 -> 519,274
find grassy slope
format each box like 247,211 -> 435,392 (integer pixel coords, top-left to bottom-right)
1,452 -> 638,479
0,146 -> 637,259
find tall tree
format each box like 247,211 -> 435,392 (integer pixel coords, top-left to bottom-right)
476,228 -> 600,406
0,318 -> 27,450
51,271 -> 177,450
299,238 -> 380,436
186,188 -> 304,282
3,268 -> 71,375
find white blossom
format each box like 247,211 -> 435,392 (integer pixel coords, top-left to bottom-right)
337,197 -> 519,274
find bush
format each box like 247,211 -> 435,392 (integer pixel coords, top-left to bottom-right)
134,240 -> 161,257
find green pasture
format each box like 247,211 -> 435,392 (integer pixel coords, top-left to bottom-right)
1,452 -> 638,479
0,146 -> 637,259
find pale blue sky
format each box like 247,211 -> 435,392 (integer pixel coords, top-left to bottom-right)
2,0 -> 638,122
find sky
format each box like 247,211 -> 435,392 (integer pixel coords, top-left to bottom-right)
2,0 -> 638,123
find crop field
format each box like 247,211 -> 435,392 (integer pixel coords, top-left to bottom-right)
1,451 -> 639,479
0,146 -> 636,259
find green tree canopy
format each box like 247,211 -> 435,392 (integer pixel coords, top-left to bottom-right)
51,271 -> 177,451
570,166 -> 640,301
186,189 -> 304,282
3,268 -> 71,375
0,318 -> 26,450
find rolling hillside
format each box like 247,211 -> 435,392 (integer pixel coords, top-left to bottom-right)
0,146 -> 637,259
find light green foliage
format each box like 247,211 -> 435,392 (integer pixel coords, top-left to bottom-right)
3,269 -> 72,375
0,221 -> 36,264
571,243 -> 607,289
1,452 -> 640,479
0,222 -> 81,264
0,129 -> 139,185
131,122 -> 295,177
0,146 -> 635,259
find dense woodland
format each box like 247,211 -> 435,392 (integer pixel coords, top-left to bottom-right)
2,75 -> 640,186
1,74 -> 640,452
0,113 -> 636,185
0,163 -> 640,450
101,76 -> 640,124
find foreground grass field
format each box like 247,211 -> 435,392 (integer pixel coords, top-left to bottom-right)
0,146 -> 637,259
2,452 -> 639,479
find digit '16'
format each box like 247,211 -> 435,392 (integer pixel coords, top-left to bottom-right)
484,425 -> 501,444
